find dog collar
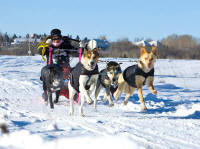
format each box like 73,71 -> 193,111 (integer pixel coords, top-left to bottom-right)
51,87 -> 61,92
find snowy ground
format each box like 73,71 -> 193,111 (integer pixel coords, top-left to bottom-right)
0,55 -> 200,149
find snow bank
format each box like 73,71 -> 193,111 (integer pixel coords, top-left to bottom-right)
174,103 -> 200,117
1,56 -> 200,149
0,130 -> 143,149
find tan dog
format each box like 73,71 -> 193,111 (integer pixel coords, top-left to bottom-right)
114,46 -> 158,110
68,47 -> 99,116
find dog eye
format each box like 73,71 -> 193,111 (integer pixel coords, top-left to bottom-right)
108,72 -> 114,74
87,54 -> 91,58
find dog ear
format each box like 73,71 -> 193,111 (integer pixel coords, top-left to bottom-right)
84,48 -> 88,54
106,65 -> 109,71
151,46 -> 158,56
117,66 -> 122,73
84,44 -> 89,51
93,48 -> 98,52
84,44 -> 89,55
93,48 -> 99,57
140,46 -> 147,55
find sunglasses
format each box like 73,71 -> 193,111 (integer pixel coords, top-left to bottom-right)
52,37 -> 61,40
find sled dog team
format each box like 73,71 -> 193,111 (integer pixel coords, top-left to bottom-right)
42,46 -> 158,117
40,29 -> 158,117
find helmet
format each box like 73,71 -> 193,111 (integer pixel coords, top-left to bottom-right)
50,29 -> 62,37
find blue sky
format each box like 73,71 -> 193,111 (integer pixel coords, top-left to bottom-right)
0,0 -> 200,41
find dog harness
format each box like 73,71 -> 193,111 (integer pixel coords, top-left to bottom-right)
99,69 -> 110,88
52,48 -> 69,65
123,65 -> 154,88
70,62 -> 99,92
45,46 -> 70,65
41,64 -> 63,91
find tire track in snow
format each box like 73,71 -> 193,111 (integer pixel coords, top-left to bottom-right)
59,115 -> 113,136
117,116 -> 200,145
61,115 -> 164,149
113,118 -> 200,149
54,110 -> 165,149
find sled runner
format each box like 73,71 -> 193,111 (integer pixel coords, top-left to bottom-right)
60,65 -> 70,99
38,38 -> 109,105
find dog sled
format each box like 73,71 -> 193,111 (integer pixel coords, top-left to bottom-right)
37,38 -> 82,104
37,38 -> 110,107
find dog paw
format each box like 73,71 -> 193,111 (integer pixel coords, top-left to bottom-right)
103,98 -> 107,102
152,90 -> 157,95
123,101 -> 128,105
80,113 -> 85,117
141,107 -> 147,111
54,100 -> 58,103
94,108 -> 97,111
44,101 -> 48,106
115,96 -> 120,101
141,104 -> 147,111
69,111 -> 74,116
87,100 -> 94,105
109,103 -> 114,107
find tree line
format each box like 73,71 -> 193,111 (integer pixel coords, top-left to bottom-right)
0,32 -> 200,59
101,34 -> 200,59
0,32 -> 81,56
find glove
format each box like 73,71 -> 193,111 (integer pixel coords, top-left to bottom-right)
46,39 -> 52,44
79,41 -> 86,48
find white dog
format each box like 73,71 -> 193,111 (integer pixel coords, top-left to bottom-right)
68,46 -> 99,116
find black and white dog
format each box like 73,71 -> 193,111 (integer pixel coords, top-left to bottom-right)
94,61 -> 122,109
41,64 -> 63,109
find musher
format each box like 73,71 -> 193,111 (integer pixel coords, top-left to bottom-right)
38,28 -> 79,101
38,28 -> 76,67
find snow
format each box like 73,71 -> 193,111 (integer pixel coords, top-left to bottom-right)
133,40 -> 161,47
149,41 -> 161,46
133,40 -> 151,46
0,55 -> 200,149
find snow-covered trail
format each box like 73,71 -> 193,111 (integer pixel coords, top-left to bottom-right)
0,55 -> 200,149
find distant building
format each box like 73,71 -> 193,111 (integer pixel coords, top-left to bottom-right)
149,41 -> 161,46
133,40 -> 151,47
11,38 -> 41,45
133,40 -> 161,47
87,39 -> 109,50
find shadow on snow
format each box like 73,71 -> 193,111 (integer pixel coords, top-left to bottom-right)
115,83 -> 200,119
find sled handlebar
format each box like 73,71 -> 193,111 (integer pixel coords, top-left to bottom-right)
63,36 -> 80,42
